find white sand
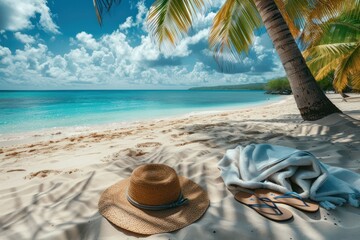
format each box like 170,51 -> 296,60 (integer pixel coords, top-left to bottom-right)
0,94 -> 359,239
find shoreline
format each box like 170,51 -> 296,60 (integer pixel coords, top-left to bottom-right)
0,89 -> 281,136
0,95 -> 286,147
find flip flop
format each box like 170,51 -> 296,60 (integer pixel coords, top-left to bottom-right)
255,189 -> 319,213
234,191 -> 293,222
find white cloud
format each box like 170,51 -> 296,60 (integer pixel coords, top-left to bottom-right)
132,35 -> 160,61
271,55 -> 286,75
99,30 -> 132,57
76,32 -> 100,50
119,17 -> 134,31
0,30 -> 246,88
0,46 -> 12,65
163,28 -> 209,58
0,28 -> 282,89
0,0 -> 60,34
37,1 -> 60,34
135,0 -> 148,26
202,48 -> 213,57
193,12 -> 216,30
211,0 -> 226,8
118,0 -> 148,31
14,32 -> 36,44
243,57 -> 254,66
253,36 -> 265,55
0,29 -> 8,41
0,2 -> 283,90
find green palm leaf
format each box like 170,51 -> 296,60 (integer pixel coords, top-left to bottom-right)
93,0 -> 122,25
313,58 -> 341,81
147,0 -> 207,48
274,0 -> 301,38
304,42 -> 358,59
299,0 -> 359,46
304,42 -> 360,91
300,0 -> 360,92
209,0 -> 262,61
333,42 -> 360,91
283,0 -> 312,31
349,71 -> 360,90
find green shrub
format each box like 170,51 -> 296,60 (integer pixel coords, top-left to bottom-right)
317,78 -> 334,91
266,77 -> 335,93
265,77 -> 291,92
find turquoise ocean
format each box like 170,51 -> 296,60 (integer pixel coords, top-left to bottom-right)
0,90 -> 282,134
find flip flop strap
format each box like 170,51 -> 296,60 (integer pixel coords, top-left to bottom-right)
248,197 -> 283,215
274,191 -> 309,206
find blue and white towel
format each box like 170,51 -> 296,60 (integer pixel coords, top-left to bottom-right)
217,144 -> 360,209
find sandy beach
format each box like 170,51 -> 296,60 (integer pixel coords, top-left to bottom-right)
0,93 -> 359,240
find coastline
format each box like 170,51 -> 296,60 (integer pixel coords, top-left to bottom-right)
0,89 -> 281,135
0,94 -> 286,147
0,93 -> 359,239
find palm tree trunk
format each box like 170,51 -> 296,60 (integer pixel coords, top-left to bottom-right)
253,0 -> 342,120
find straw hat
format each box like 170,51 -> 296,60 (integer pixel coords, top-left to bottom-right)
98,164 -> 210,235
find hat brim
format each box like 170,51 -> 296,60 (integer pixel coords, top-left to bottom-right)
98,176 -> 210,235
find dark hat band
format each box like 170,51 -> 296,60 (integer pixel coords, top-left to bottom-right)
126,191 -> 189,211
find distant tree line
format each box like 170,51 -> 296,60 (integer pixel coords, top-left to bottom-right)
189,77 -> 337,95
189,83 -> 265,91
265,77 -> 335,95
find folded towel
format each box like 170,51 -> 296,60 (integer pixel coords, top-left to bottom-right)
218,144 -> 360,209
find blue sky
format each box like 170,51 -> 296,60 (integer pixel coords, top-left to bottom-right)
0,0 -> 285,90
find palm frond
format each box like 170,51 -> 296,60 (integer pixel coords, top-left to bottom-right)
313,57 -> 342,80
304,42 -> 360,89
314,0 -> 359,19
299,0 -> 360,92
93,0 -> 122,25
283,0 -> 312,31
209,0 -> 262,62
304,42 -> 358,59
317,11 -> 360,45
333,42 -> 360,91
300,0 -> 359,46
147,0 -> 207,48
348,71 -> 360,90
274,0 -> 300,38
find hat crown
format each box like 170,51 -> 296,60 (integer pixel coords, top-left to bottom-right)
128,164 -> 181,206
